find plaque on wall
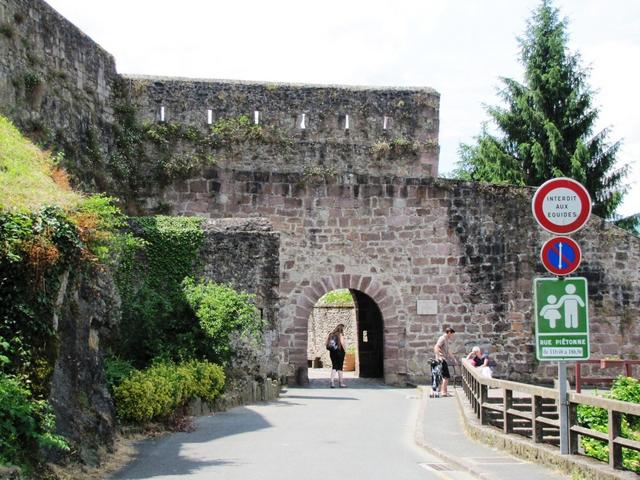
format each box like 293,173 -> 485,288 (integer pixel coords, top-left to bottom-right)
417,299 -> 438,315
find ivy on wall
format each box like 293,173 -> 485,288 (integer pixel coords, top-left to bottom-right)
113,215 -> 205,365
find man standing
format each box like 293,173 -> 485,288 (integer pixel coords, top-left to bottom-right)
434,327 -> 455,396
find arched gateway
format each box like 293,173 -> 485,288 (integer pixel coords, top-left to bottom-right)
294,276 -> 392,384
2,0 -> 637,387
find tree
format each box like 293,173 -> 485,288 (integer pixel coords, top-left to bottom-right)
456,0 -> 627,219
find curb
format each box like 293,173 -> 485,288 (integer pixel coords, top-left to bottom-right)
414,386 -> 494,479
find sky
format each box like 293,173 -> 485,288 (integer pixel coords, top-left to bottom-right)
45,0 -> 640,217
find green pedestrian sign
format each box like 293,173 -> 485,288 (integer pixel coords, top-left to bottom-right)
534,277 -> 590,361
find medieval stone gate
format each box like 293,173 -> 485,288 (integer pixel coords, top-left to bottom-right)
2,0 -> 639,386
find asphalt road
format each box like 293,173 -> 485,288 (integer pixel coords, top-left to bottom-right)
111,375 -> 475,480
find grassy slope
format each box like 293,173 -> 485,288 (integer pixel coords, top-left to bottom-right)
0,115 -> 83,211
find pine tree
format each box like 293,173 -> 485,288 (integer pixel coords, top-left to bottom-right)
456,0 -> 627,219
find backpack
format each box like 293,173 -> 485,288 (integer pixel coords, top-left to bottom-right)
326,337 -> 338,352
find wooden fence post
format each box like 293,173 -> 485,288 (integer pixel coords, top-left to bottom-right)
480,384 -> 488,425
568,401 -> 579,454
532,395 -> 543,443
503,388 -> 513,434
609,410 -> 622,469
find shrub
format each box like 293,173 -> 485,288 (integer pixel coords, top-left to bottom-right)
577,376 -> 640,472
0,373 -> 69,467
104,357 -> 136,391
112,360 -> 225,423
182,277 -> 263,361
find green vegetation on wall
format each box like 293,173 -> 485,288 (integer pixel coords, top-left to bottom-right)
113,215 -> 205,365
113,215 -> 264,368
110,81 -> 294,199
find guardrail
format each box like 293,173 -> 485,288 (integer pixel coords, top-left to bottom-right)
461,360 -> 640,472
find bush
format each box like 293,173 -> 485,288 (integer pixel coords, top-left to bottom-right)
0,373 -> 69,467
182,277 -> 263,361
577,376 -> 640,472
104,357 -> 136,391
112,360 -> 224,423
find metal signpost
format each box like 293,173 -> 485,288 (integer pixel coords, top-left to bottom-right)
531,177 -> 591,455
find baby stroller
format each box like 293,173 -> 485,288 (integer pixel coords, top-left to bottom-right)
429,359 -> 443,398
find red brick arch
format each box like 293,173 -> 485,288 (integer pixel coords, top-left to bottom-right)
292,274 -> 400,384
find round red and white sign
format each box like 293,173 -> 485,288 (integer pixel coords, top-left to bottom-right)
532,178 -> 592,234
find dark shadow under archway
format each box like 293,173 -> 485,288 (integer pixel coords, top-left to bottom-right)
351,289 -> 384,378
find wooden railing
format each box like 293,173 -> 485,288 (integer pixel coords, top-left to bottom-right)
574,359 -> 640,393
461,360 -> 640,471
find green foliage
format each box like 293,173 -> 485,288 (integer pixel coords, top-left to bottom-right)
112,360 -> 224,423
0,206 -> 83,391
0,373 -> 69,468
209,114 -> 264,144
317,289 -> 353,306
113,216 -> 205,365
614,213 -> 640,236
182,277 -> 262,361
23,71 -> 43,93
455,0 -> 626,219
577,376 -> 640,472
104,357 -> 136,392
70,194 -> 128,262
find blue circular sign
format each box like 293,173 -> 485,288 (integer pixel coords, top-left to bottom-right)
540,237 -> 582,276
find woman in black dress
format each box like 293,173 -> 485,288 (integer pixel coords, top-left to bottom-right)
326,324 -> 347,388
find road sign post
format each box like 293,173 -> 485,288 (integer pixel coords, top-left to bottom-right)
532,178 -> 592,456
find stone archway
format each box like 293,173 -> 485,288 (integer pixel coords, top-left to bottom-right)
293,274 -> 399,385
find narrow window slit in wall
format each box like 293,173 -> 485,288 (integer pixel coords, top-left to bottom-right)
159,106 -> 165,122
345,114 -> 350,130
383,116 -> 389,130
300,113 -> 306,130
207,109 -> 213,124
254,110 -> 260,125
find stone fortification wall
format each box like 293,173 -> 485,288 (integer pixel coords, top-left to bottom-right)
307,306 -> 356,369
119,74 -> 439,183
197,218 -> 282,380
0,0 -> 441,200
151,170 -> 640,385
0,0 -> 118,188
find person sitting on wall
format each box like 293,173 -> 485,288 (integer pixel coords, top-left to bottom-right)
466,346 -> 492,378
